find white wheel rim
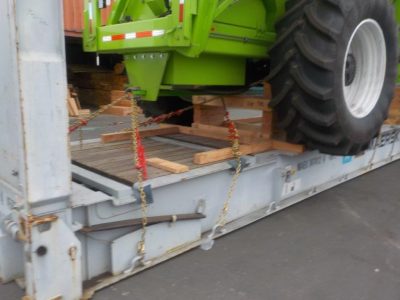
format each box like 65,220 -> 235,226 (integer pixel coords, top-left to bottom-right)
342,19 -> 386,119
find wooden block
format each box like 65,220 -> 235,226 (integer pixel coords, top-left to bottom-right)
146,158 -> 189,174
234,122 -> 262,132
117,99 -> 132,107
272,140 -> 305,154
193,104 -> 226,126
193,139 -> 304,165
101,126 -> 180,144
189,123 -> 268,144
101,106 -> 133,116
385,86 -> 400,125
68,97 -> 79,117
111,90 -> 126,101
78,109 -> 91,116
264,82 -> 272,99
261,110 -> 273,139
193,142 -> 273,165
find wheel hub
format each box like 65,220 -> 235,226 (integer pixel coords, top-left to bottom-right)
345,54 -> 357,86
342,19 -> 387,119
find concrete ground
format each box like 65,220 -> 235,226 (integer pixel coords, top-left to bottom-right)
2,159 -> 400,300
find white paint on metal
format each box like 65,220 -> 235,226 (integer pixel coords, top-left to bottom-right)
0,0 -> 79,298
0,0 -> 25,193
26,219 -> 82,300
282,178 -> 301,197
0,229 -> 24,282
88,1 -> 93,20
152,29 -> 165,37
343,19 -> 387,118
13,0 -> 71,203
125,32 -> 137,40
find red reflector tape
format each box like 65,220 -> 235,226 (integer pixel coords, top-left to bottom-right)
102,30 -> 165,42
179,0 -> 184,22
111,34 -> 125,41
136,31 -> 152,38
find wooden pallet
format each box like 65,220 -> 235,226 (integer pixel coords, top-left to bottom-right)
68,65 -> 128,108
97,88 -> 304,177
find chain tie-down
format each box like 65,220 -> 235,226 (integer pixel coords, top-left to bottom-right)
201,102 -> 242,251
124,92 -> 150,274
68,93 -> 133,134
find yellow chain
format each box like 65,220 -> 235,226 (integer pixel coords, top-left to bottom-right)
130,93 -> 148,263
112,95 -> 224,134
69,94 -> 130,133
78,121 -> 84,150
215,98 -> 242,229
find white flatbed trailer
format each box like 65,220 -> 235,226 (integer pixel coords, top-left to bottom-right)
0,1 -> 399,300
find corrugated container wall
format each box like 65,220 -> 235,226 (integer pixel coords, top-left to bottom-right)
64,0 -> 113,37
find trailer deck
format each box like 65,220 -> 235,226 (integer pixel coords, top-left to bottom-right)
71,134 -> 231,185
66,125 -> 400,298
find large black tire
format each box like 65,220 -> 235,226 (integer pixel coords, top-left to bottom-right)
268,0 -> 398,155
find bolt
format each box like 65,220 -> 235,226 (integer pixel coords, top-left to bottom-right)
36,246 -> 48,257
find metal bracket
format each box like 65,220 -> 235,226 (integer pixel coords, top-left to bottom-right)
133,184 -> 154,205
200,224 -> 227,251
126,87 -> 146,97
228,157 -> 250,173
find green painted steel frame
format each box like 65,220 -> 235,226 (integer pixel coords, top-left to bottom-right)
83,0 -> 285,100
84,0 -> 283,56
83,0 -> 400,100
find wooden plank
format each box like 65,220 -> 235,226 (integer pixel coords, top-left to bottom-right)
264,82 -> 272,99
193,95 -> 271,111
385,87 -> 400,125
193,139 -> 304,165
272,140 -> 305,154
111,90 -> 126,101
101,126 -> 180,144
188,123 -> 268,144
78,109 -> 91,116
116,99 -> 132,107
261,110 -> 273,139
193,142 -> 273,165
234,122 -> 261,132
146,158 -> 189,174
193,104 -> 226,126
68,97 -> 79,116
234,117 -> 263,123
